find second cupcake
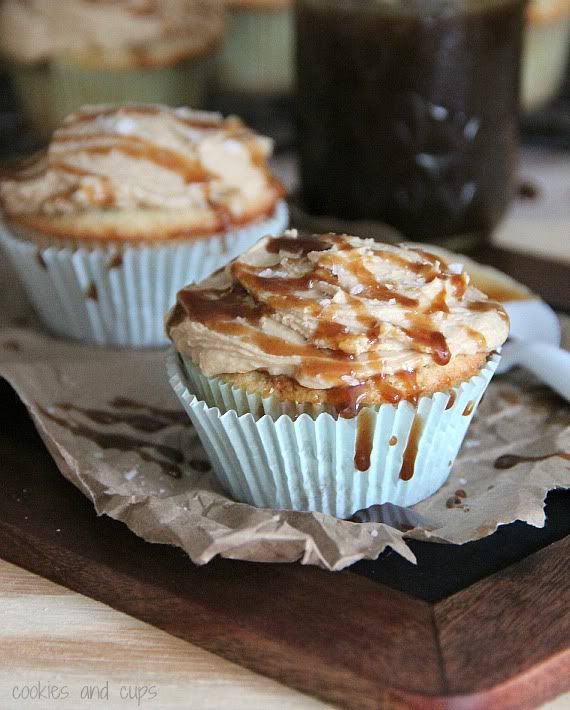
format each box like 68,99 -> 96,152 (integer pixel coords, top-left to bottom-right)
167,232 -> 508,518
0,104 -> 287,346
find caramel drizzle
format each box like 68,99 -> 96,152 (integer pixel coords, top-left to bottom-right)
172,235 -> 501,414
52,135 -> 212,184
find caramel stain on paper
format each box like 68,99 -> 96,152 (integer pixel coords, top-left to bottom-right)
110,397 -> 189,426
37,403 -> 186,478
190,459 -> 211,473
494,451 -> 570,469
57,399 -> 188,433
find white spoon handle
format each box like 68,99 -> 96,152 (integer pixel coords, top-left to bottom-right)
516,342 -> 570,404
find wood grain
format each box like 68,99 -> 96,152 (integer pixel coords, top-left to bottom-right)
435,536 -> 570,709
0,422 -> 568,709
0,558 -> 331,710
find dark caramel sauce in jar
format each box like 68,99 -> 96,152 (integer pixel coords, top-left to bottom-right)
296,0 -> 525,242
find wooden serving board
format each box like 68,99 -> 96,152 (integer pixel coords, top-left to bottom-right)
1,245 -> 569,710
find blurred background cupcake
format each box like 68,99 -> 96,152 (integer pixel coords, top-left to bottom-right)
215,0 -> 292,96
211,0 -> 293,147
0,104 -> 287,347
0,0 -> 224,141
522,0 -> 570,111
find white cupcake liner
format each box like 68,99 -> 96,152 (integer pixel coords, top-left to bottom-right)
0,201 -> 288,347
167,350 -> 501,519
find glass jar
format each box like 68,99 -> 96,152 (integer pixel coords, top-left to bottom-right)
295,0 -> 526,247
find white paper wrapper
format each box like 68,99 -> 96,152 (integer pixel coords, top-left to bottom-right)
0,200 -> 288,348
167,351 -> 500,519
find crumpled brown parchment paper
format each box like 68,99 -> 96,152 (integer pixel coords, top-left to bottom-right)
0,255 -> 568,571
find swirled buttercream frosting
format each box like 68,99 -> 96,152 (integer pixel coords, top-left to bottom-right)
0,104 -> 284,238
0,0 -> 224,66
167,232 -> 509,394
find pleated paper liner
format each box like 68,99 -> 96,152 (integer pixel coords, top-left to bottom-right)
167,351 -> 500,519
0,201 -> 288,347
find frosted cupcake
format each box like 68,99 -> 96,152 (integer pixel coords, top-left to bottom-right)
0,0 -> 224,139
0,104 -> 288,346
167,232 -> 508,518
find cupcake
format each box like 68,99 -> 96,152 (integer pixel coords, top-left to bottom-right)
0,0 -> 224,139
0,104 -> 288,346
215,0 -> 292,95
166,232 -> 508,518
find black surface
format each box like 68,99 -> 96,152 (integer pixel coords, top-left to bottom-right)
352,489 -> 570,602
1,377 -> 568,603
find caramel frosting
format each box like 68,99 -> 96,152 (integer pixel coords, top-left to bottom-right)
0,0 -> 224,67
0,104 -> 284,237
167,232 -> 509,392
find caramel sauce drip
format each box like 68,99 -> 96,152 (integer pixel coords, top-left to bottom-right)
494,451 -> 570,469
354,409 -> 376,471
36,250 -> 47,269
389,435 -> 398,446
404,316 -> 451,366
400,414 -> 423,480
84,282 -> 98,300
462,400 -> 474,416
107,252 -> 123,269
445,391 -> 456,410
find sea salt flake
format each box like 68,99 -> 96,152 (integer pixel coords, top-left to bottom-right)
464,439 -> 480,449
388,298 -> 397,305
124,469 -> 138,480
258,268 -> 287,278
340,374 -> 361,386
350,284 -> 364,295
370,529 -> 379,537
115,117 -> 137,135
448,262 -> 464,274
